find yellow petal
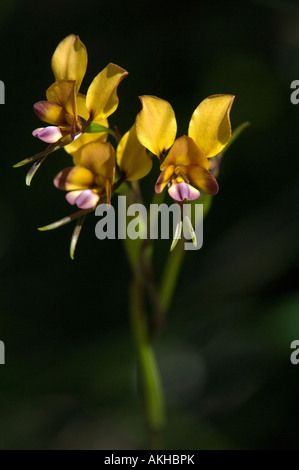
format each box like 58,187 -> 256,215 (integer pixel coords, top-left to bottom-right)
51,34 -> 88,92
64,119 -> 109,164
54,166 -> 95,191
135,95 -> 177,158
161,135 -> 209,171
116,125 -> 152,181
79,141 -> 116,183
33,101 -> 66,125
188,94 -> 235,158
46,80 -> 77,117
86,63 -> 128,122
76,93 -> 89,121
155,165 -> 175,193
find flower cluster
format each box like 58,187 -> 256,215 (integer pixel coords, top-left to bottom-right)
15,34 -> 235,251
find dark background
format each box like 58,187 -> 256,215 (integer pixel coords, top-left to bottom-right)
0,0 -> 299,449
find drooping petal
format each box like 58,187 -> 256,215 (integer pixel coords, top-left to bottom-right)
135,95 -> 177,158
154,165 -> 175,193
46,80 -> 77,117
86,63 -> 128,122
168,180 -> 200,202
116,125 -> 152,181
64,121 -> 109,165
78,141 -> 116,183
54,166 -> 95,191
183,165 -> 219,195
33,101 -> 66,125
51,34 -> 88,92
188,94 -> 235,158
66,189 -> 99,209
32,126 -> 63,143
161,135 -> 209,171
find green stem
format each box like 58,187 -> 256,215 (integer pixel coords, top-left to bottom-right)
123,182 -> 165,448
130,279 -> 165,449
159,239 -> 185,314
125,122 -> 248,448
222,121 -> 250,155
159,194 -> 214,317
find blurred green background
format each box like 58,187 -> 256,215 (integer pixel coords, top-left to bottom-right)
0,0 -> 299,450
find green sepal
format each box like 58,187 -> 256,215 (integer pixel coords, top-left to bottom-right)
70,215 -> 86,260
38,208 -> 93,231
170,220 -> 183,252
26,157 -> 46,186
183,215 -> 197,248
85,123 -> 110,133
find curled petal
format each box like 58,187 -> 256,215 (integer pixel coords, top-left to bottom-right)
117,125 -> 152,181
32,126 -> 63,143
51,34 -> 88,92
155,165 -> 175,193
188,94 -> 235,158
33,101 -> 66,126
66,189 -> 100,209
54,166 -> 95,191
135,95 -> 177,158
46,80 -> 77,117
183,165 -> 219,195
86,63 -> 128,122
79,141 -> 115,183
161,135 -> 209,171
168,180 -> 200,202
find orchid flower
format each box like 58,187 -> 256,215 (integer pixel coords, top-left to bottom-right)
135,94 -> 234,201
15,34 -> 127,184
33,34 -> 127,146
54,141 -> 115,209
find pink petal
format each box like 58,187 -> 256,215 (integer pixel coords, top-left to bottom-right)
168,181 -> 200,202
66,189 -> 100,209
32,127 -> 44,137
65,190 -> 84,205
32,126 -> 63,143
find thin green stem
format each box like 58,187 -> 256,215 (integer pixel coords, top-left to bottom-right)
222,121 -> 250,155
130,279 -> 165,449
159,239 -> 185,314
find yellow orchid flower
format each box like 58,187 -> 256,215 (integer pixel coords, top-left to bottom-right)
54,141 -> 115,209
135,94 -> 234,201
33,34 -> 128,147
